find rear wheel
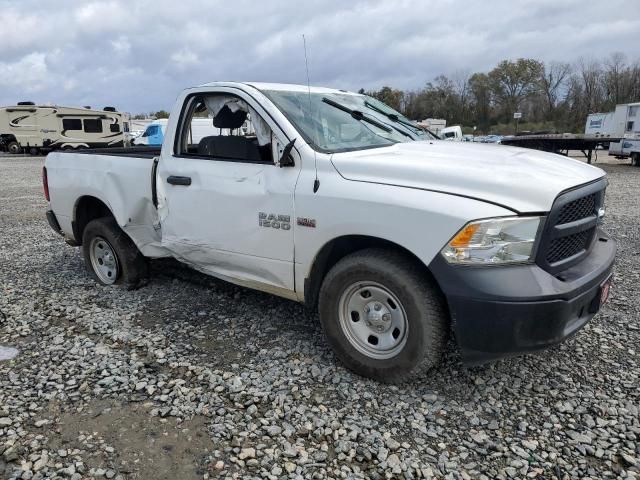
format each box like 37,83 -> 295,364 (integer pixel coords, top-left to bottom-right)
82,217 -> 148,289
7,141 -> 21,154
632,153 -> 640,167
318,249 -> 448,382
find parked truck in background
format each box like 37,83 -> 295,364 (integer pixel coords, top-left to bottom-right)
617,138 -> 640,165
43,82 -> 616,382
0,102 -> 129,155
440,126 -> 463,141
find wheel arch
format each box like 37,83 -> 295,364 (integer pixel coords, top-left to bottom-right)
303,234 -> 445,311
72,195 -> 115,245
0,134 -> 18,144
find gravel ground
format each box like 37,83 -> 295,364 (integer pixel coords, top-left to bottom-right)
0,153 -> 638,480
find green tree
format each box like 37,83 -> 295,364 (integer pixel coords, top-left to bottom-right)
469,73 -> 492,132
488,59 -> 544,121
153,110 -> 170,119
368,86 -> 404,112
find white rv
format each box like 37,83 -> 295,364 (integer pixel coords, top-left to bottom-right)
0,103 -> 129,154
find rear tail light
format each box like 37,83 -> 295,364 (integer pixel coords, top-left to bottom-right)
42,166 -> 50,201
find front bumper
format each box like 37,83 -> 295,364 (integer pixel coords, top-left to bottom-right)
429,228 -> 616,365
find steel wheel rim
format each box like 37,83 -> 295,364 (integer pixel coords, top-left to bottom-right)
89,236 -> 119,285
338,281 -> 408,360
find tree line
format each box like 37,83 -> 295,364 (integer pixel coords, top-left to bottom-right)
363,53 -> 640,135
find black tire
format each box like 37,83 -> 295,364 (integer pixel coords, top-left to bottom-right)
7,141 -> 21,154
318,248 -> 448,383
632,153 -> 640,167
82,217 -> 149,289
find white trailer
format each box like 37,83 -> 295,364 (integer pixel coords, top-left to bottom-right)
582,102 -> 640,158
606,102 -> 640,159
0,103 -> 129,154
584,112 -> 616,136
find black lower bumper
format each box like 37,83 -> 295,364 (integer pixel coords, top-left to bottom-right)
430,229 -> 616,365
47,210 -> 79,246
46,210 -> 63,236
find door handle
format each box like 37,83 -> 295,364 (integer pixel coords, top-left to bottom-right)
167,175 -> 191,186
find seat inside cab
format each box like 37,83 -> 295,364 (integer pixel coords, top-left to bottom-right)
181,96 -> 273,163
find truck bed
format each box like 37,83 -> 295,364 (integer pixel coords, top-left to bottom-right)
45,149 -> 164,256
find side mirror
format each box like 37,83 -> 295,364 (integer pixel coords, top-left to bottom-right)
279,138 -> 296,168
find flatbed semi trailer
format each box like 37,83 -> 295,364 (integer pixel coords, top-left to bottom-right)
500,134 -> 621,164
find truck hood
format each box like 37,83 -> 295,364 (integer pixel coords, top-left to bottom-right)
330,141 -> 605,213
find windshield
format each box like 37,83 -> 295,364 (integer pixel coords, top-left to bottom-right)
262,90 -> 424,153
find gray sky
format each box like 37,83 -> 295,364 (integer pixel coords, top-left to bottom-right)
1,0 -> 638,113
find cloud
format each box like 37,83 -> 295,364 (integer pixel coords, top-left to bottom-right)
111,36 -> 131,55
0,53 -> 50,94
170,49 -> 200,71
0,0 -> 638,113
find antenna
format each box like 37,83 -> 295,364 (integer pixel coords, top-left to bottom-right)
303,34 -> 320,193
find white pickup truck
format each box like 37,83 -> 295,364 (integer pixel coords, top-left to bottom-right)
44,82 -> 616,382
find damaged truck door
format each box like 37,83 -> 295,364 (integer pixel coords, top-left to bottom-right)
156,90 -> 300,298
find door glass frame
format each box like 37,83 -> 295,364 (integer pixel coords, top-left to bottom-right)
171,91 -> 287,165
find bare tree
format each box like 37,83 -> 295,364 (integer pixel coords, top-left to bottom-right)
604,52 -> 626,106
452,70 -> 471,124
576,58 -> 604,114
540,61 -> 571,118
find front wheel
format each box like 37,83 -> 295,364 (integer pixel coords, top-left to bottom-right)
318,249 -> 448,382
82,217 -> 148,289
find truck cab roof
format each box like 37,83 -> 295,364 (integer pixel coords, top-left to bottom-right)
197,81 -> 358,96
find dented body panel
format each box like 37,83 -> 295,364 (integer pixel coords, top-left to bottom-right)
46,151 -> 167,257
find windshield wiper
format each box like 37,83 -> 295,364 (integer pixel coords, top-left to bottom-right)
322,97 -> 392,132
376,120 -> 413,139
364,101 -> 423,134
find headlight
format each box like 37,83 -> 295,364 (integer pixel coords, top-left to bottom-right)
441,217 -> 542,265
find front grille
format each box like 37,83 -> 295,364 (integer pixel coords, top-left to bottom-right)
546,231 -> 590,264
556,194 -> 596,225
536,180 -> 605,273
